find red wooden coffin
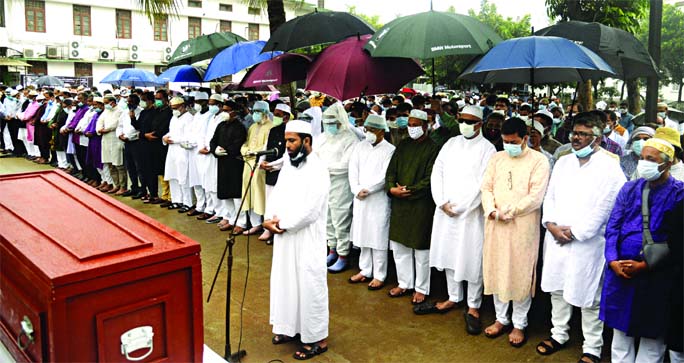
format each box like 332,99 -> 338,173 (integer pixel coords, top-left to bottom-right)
0,170 -> 203,362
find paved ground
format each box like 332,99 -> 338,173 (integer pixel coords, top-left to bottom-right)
1,157 -> 612,362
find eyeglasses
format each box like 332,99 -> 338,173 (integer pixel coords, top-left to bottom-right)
363,127 -> 382,133
457,118 -> 480,125
569,131 -> 595,139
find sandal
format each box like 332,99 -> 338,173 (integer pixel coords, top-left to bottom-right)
272,333 -> 299,345
348,274 -> 371,284
293,343 -> 328,361
368,279 -> 385,291
412,291 -> 426,305
232,226 -> 245,235
578,353 -> 600,363
536,337 -> 566,356
388,287 -> 413,298
509,328 -> 527,348
484,322 -> 513,339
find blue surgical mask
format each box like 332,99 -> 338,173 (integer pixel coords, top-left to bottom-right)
631,139 -> 645,155
78,102 -> 84,107
552,117 -> 562,125
658,112 -> 667,119
504,142 -> 523,157
105,104 -> 113,111
349,115 -> 356,126
396,116 -> 409,128
208,105 -> 220,115
637,159 -> 665,181
572,137 -> 597,158
252,112 -> 263,123
324,123 -> 339,135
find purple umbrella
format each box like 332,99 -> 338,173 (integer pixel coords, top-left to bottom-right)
306,34 -> 424,101
240,53 -> 311,88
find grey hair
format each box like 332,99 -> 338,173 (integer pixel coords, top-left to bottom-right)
660,152 -> 671,164
591,126 -> 602,137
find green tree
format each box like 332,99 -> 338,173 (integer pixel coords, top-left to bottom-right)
347,6 -> 383,30
545,0 -> 650,113
468,0 -> 532,39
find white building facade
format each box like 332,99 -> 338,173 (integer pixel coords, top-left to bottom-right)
0,0 -> 310,88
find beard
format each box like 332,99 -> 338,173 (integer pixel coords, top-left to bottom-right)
288,143 -> 309,167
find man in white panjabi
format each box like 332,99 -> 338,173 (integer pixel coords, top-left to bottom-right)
418,105 -> 495,335
198,95 -> 227,222
97,95 -> 127,195
184,92 -> 212,217
163,97 -> 194,210
536,114 -> 625,363
347,114 -> 395,290
263,120 -> 330,361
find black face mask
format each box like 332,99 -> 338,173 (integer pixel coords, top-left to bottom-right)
289,142 -> 309,167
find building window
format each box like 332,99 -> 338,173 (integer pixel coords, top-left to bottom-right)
28,60 -> 47,75
117,64 -> 134,69
74,62 -> 92,77
188,17 -> 201,39
73,5 -> 91,36
219,3 -> 232,12
248,7 -> 260,15
154,15 -> 168,41
220,20 -> 231,33
116,9 -> 132,39
25,0 -> 46,33
154,65 -> 167,74
248,23 -> 259,40
188,0 -> 202,8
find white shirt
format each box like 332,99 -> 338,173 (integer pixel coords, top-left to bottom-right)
117,106 -> 143,141
541,151 -> 626,307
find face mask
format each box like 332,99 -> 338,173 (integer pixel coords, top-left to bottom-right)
208,105 -> 220,115
571,137 -> 597,158
493,109 -> 505,116
504,141 -> 523,157
485,128 -> 501,140
365,131 -> 377,144
603,126 -> 612,134
105,104 -> 113,111
252,112 -> 263,123
272,116 -> 284,126
552,117 -> 562,125
289,142 -> 308,167
631,139 -> 645,155
324,123 -> 339,135
539,105 -> 547,110
527,138 -> 535,148
637,159 -> 665,181
172,109 -> 181,118
658,112 -> 666,119
94,107 -> 102,113
407,126 -> 424,140
396,116 -> 409,128
154,100 -> 163,108
619,108 -> 628,114
194,104 -> 202,113
349,115 -> 356,126
459,122 -> 476,138
519,115 -> 530,125
78,102 -> 84,107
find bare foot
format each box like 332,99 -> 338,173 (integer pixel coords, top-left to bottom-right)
349,273 -> 369,283
484,321 -> 506,337
467,307 -> 480,318
412,291 -> 425,304
435,300 -> 456,310
388,286 -> 408,296
368,278 -> 384,289
509,328 -> 525,345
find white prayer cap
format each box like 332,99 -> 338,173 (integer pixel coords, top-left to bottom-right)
472,95 -> 480,101
409,109 -> 427,121
531,120 -> 545,136
285,120 -> 312,135
16,85 -> 24,91
113,89 -> 121,96
9,89 -> 18,96
456,100 -> 466,109
595,100 -> 607,111
364,114 -> 388,130
28,90 -> 38,96
194,92 -> 209,100
209,94 -> 223,102
657,102 -> 668,109
169,96 -> 185,106
253,100 -> 270,112
76,85 -> 85,91
275,103 -> 291,114
36,94 -> 45,101
533,109 -> 553,124
461,105 -> 483,120
93,96 -> 104,103
120,89 -> 129,96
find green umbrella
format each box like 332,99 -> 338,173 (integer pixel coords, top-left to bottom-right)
364,10 -> 502,91
168,31 -> 247,66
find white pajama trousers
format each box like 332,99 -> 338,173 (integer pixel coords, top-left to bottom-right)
56,151 -> 69,168
549,290 -> 603,357
203,191 -> 218,215
216,198 -> 240,220
494,294 -> 532,330
98,167 -> 113,184
169,179 -> 192,206
611,328 -> 667,363
390,241 -> 430,295
445,269 -> 483,309
237,209 -> 262,228
3,127 -> 13,151
358,247 -> 388,282
193,186 -> 206,213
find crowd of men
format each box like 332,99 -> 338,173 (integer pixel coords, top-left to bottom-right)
0,83 -> 682,362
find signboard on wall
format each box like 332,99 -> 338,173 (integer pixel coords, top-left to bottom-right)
21,75 -> 93,88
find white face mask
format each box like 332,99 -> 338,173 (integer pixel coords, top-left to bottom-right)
194,104 -> 202,113
364,131 -> 377,144
407,126 -> 424,140
637,159 -> 665,181
459,122 -> 476,138
172,109 -> 181,118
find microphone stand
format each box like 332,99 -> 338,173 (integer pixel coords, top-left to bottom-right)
207,154 -> 259,362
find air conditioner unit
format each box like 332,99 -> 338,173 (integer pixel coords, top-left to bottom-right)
161,53 -> 171,63
165,46 -> 173,55
46,46 -> 60,59
23,48 -> 35,58
99,50 -> 113,61
69,40 -> 81,59
129,44 -> 140,62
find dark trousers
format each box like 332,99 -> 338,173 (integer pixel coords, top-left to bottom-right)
124,140 -> 145,193
66,153 -> 79,171
50,150 -> 57,164
8,119 -> 26,155
76,144 -> 98,181
0,118 -> 6,150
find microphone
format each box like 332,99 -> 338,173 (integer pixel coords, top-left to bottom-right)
246,148 -> 279,158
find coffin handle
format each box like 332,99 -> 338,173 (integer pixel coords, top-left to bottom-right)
120,326 -> 154,361
17,316 -> 34,351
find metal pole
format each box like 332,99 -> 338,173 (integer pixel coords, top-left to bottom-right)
432,58 -> 436,96
645,0 -> 662,122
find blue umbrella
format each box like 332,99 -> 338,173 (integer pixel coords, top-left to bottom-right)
204,40 -> 282,81
101,68 -> 161,87
458,36 -> 616,84
156,65 -> 204,84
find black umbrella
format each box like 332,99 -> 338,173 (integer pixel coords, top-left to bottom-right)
535,21 -> 657,80
261,10 -> 374,53
34,75 -> 64,87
